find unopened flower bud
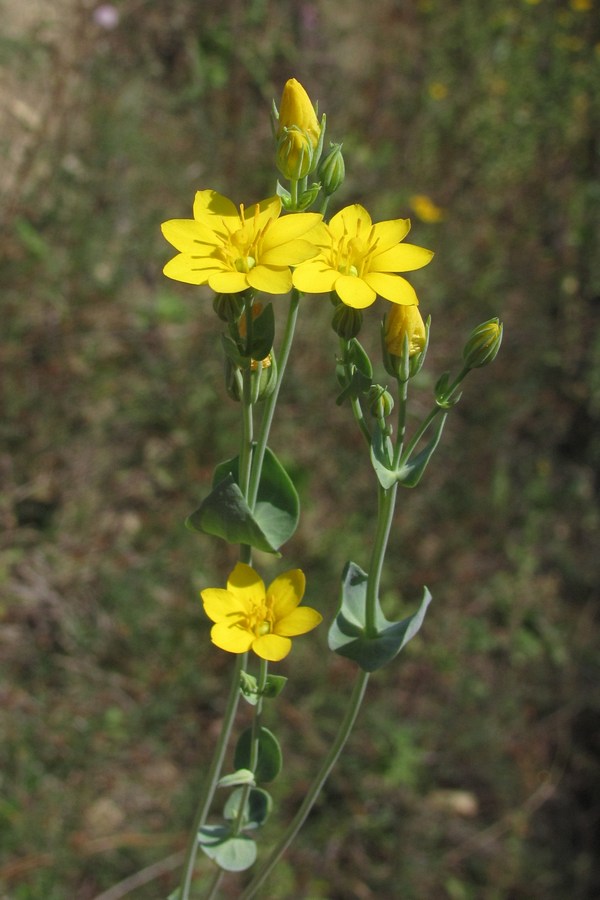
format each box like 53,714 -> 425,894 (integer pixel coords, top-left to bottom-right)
368,385 -> 394,419
384,304 -> 427,357
318,143 -> 345,196
276,78 -> 321,149
462,318 -> 503,369
213,292 -> 245,323
332,303 -> 363,339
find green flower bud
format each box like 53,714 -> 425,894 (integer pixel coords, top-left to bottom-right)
368,385 -> 394,419
332,302 -> 363,339
318,143 -> 345,197
462,318 -> 503,369
213,292 -> 245,323
276,127 -> 314,181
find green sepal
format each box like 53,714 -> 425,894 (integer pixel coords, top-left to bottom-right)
328,561 -> 432,672
396,413 -> 448,488
223,787 -> 273,830
197,825 -> 257,872
234,726 -> 282,783
248,303 -> 275,361
186,446 -> 299,553
221,333 -> 246,367
335,338 -> 373,405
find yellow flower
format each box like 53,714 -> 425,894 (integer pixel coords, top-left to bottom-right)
277,78 -> 321,149
201,563 -> 322,662
385,304 -> 427,357
161,191 -> 321,295
292,204 -> 433,309
409,194 -> 446,224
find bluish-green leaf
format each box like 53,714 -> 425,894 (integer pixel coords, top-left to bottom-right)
262,674 -> 287,700
223,787 -> 272,830
186,475 -> 277,553
186,446 -> 299,553
217,769 -> 255,789
370,428 -> 396,489
198,825 -> 257,872
328,561 -> 432,672
234,726 -> 282,783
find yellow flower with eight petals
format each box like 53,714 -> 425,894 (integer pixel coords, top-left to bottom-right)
292,204 -> 433,309
161,191 -> 321,295
201,562 -> 322,662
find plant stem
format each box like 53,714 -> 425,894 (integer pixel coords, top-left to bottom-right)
247,290 -> 301,511
239,670 -> 370,899
178,652 -> 246,900
204,868 -> 224,900
232,659 -> 268,835
364,483 -> 398,636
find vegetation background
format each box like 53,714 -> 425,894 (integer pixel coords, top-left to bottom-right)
1,0 -> 599,897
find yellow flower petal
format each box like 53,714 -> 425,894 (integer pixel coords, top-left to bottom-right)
334,274 -> 377,308
275,606 -> 322,637
161,219 -> 221,252
227,562 -> 266,605
371,243 -> 434,273
211,622 -> 254,654
262,212 -> 323,250
163,255 -> 223,285
371,218 -> 411,250
251,634 -> 292,661
208,271 -> 250,293
201,588 -> 246,623
363,272 -> 418,305
268,569 -> 305,619
243,196 -> 282,231
247,265 -> 293,294
329,204 -> 372,240
292,261 -> 338,293
260,239 -> 318,267
193,190 -> 238,221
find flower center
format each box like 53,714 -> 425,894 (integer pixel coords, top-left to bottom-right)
238,596 -> 275,638
333,223 -> 379,278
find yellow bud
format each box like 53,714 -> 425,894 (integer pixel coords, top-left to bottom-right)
277,78 -> 320,148
384,304 -> 427,357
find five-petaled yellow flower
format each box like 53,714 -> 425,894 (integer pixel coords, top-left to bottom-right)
292,204 -> 434,309
161,191 -> 321,295
201,562 -> 322,662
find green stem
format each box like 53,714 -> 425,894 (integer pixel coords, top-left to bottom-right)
400,366 -> 467,466
392,376 -> 409,469
364,483 -> 398,636
239,670 -> 370,899
247,290 -> 301,511
178,653 -> 246,900
232,659 -> 268,835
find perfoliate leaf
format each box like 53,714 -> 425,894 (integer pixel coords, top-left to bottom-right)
328,561 -> 432,672
234,726 -> 282,783
223,787 -> 272,830
217,769 -> 255,789
186,446 -> 299,553
198,826 -> 257,872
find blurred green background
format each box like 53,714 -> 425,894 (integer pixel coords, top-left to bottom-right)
1,0 -> 599,897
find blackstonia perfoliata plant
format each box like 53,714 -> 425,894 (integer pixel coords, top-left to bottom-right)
157,77 -> 503,899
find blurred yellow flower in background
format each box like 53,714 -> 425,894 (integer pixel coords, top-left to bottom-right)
293,204 -> 433,309
161,191 -> 321,295
409,194 -> 446,224
201,563 -> 322,662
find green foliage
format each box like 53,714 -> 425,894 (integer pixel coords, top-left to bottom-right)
328,561 -> 432,671
233,727 -> 282,784
186,446 -> 299,553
